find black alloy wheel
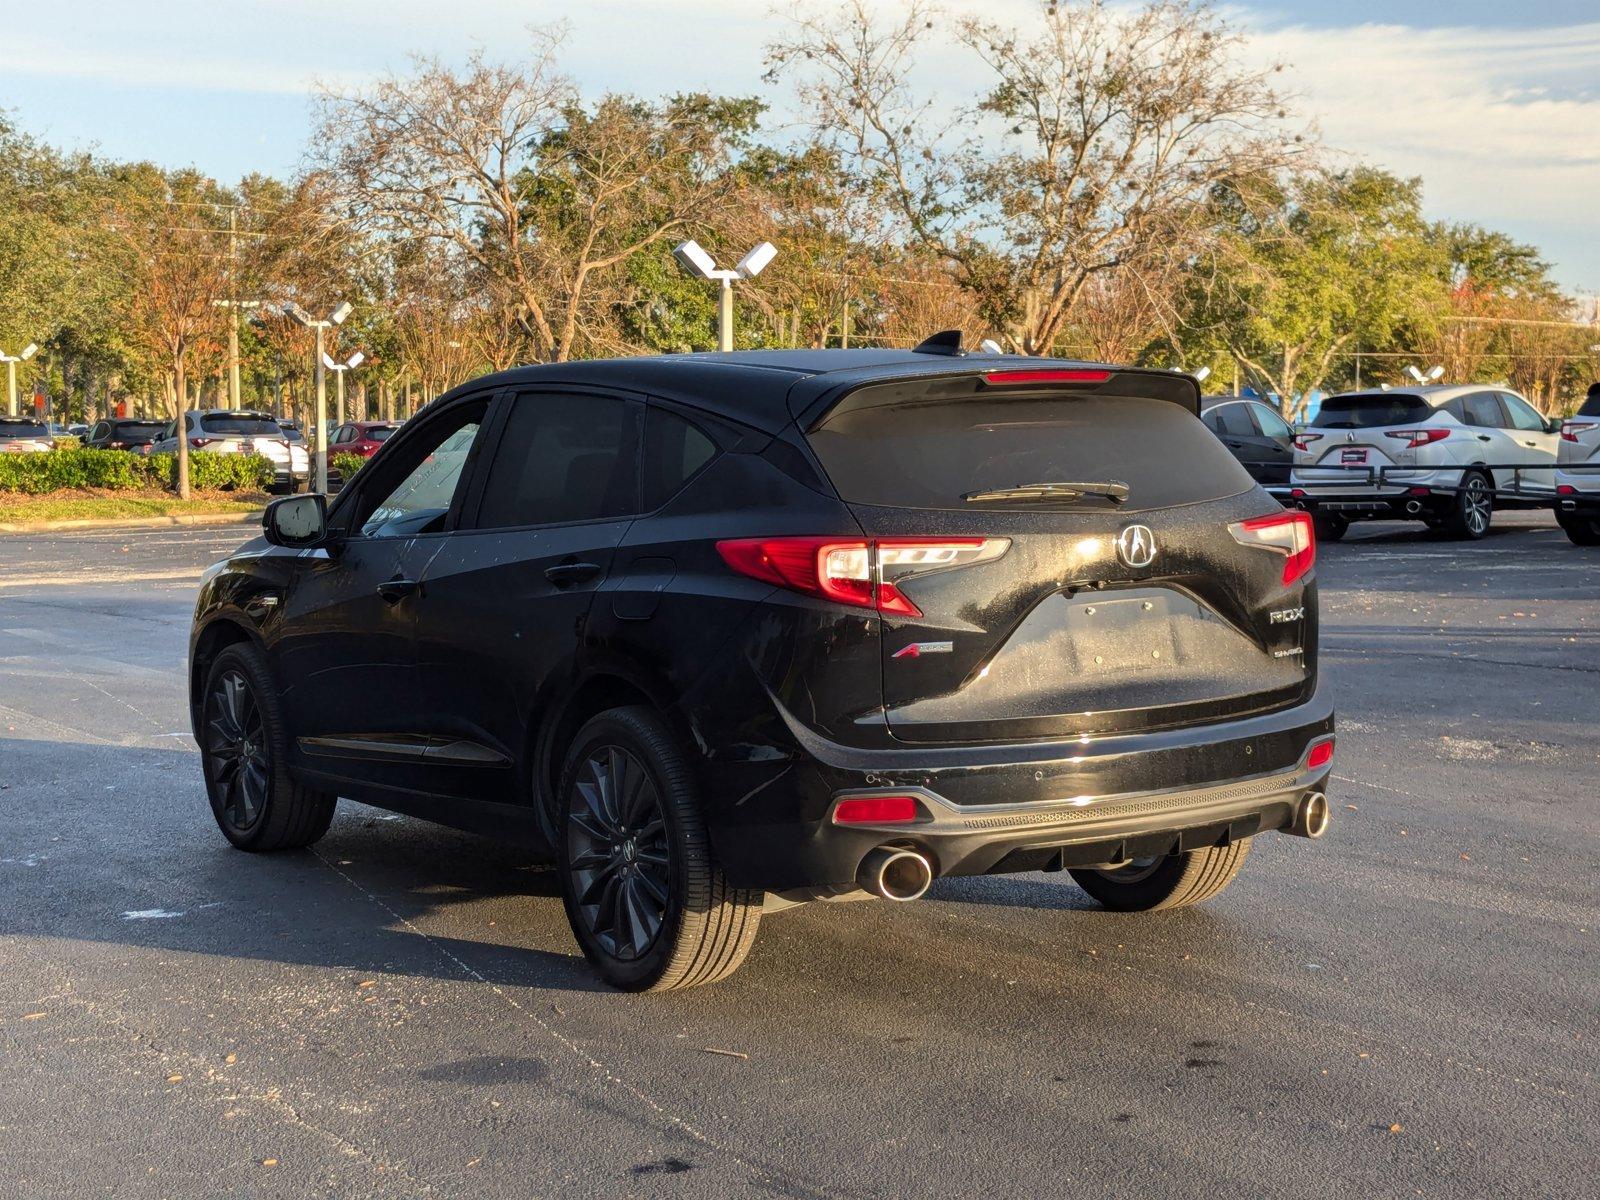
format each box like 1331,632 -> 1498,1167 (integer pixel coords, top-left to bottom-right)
566,745 -> 672,962
205,668 -> 269,835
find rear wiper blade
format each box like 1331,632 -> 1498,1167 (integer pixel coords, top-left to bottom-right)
963,480 -> 1130,504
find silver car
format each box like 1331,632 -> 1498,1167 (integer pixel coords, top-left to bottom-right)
1290,385 -> 1560,540
150,410 -> 310,493
0,419 -> 54,453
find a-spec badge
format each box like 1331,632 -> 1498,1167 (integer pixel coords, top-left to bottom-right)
892,641 -> 954,659
1116,524 -> 1157,569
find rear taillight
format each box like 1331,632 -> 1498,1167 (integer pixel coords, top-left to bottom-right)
716,536 -> 1010,618
189,437 -> 216,448
1385,428 -> 1450,448
1291,433 -> 1322,452
1228,510 -> 1315,586
1561,421 -> 1596,443
832,795 -> 922,825
982,369 -> 1109,386
1305,738 -> 1335,771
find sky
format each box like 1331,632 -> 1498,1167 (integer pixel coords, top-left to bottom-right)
4,1 -> 1597,295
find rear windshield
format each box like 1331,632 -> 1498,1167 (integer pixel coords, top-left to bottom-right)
367,426 -> 397,442
113,421 -> 165,438
0,421 -> 48,437
1312,394 -> 1432,428
807,389 -> 1253,512
200,415 -> 283,436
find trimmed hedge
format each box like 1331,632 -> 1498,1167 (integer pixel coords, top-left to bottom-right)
331,452 -> 368,482
0,447 -> 274,495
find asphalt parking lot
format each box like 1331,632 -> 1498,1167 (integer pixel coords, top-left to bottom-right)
0,513 -> 1594,1198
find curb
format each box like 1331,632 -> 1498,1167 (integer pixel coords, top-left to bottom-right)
0,511 -> 264,535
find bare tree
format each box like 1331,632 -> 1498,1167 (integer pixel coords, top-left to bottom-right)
312,32 -> 752,363
768,0 -> 1299,354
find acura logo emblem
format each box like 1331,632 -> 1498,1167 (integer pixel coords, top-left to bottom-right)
1116,524 -> 1156,568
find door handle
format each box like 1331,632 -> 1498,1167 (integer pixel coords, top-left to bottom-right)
1522,440 -> 1538,448
544,561 -> 602,588
1224,440 -> 1245,448
1476,435 -> 1492,442
376,577 -> 421,605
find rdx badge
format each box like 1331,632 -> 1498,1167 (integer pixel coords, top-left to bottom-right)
1269,606 -> 1305,624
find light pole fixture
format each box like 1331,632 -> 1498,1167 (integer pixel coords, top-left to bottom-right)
1,342 -> 40,418
1406,364 -> 1445,384
283,301 -> 353,493
320,350 -> 366,429
671,240 -> 777,353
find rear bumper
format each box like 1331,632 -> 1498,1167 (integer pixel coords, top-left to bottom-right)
707,681 -> 1335,892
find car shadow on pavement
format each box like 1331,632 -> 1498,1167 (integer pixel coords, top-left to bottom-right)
0,737 -> 611,993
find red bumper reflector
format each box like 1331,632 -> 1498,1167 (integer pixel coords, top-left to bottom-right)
832,796 -> 920,825
1306,739 -> 1335,771
1557,485 -> 1577,496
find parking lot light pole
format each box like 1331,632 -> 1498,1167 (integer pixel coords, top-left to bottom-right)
320,350 -> 366,428
1,342 -> 40,417
283,301 -> 352,494
671,240 -> 777,352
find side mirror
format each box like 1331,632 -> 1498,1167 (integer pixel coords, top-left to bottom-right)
1546,415 -> 1564,434
263,493 -> 328,548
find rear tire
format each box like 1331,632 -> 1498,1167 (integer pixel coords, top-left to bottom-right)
1558,513 -> 1600,545
200,642 -> 336,852
1312,513 -> 1348,542
1069,840 -> 1252,912
557,707 -> 762,991
1442,470 -> 1493,539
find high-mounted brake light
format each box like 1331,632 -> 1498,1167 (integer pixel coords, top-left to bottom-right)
717,536 -> 1009,618
1385,428 -> 1450,448
832,795 -> 921,825
982,369 -> 1110,386
1228,510 -> 1315,586
1291,432 -> 1322,452
1561,421 -> 1596,443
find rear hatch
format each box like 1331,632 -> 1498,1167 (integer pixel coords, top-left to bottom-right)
803,368 -> 1315,744
1294,393 -> 1438,486
201,414 -> 290,465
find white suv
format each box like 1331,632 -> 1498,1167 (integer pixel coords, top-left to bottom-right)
1555,385 -> 1600,545
1290,385 -> 1560,540
150,411 -> 310,493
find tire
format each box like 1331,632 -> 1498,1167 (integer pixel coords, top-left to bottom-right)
1312,513 -> 1348,542
1441,470 -> 1493,539
557,706 -> 762,992
1557,514 -> 1600,546
199,642 -> 336,852
1068,840 -> 1252,912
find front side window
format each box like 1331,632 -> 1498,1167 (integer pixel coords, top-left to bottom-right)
1254,406 -> 1293,439
356,401 -> 487,538
1500,393 -> 1544,432
474,393 -> 638,529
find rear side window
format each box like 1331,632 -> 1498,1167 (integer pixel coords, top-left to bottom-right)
201,414 -> 282,437
475,393 -> 638,529
806,387 -> 1253,512
642,406 -> 717,510
1463,393 -> 1506,428
1208,403 -> 1255,438
1312,394 -> 1431,428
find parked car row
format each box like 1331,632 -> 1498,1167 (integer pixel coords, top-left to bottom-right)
1200,384 -> 1598,547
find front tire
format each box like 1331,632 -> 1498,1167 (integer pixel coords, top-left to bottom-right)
1442,471 -> 1493,539
557,707 -> 762,991
1557,513 -> 1600,546
1069,840 -> 1252,911
200,642 -> 336,851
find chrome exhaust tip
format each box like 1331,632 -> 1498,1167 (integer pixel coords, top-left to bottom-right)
1288,791 -> 1330,839
1405,499 -> 1423,514
857,847 -> 934,902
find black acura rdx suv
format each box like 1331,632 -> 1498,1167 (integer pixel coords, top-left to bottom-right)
189,344 -> 1335,991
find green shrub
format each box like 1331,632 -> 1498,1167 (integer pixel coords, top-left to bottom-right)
331,452 -> 368,482
0,447 -> 275,494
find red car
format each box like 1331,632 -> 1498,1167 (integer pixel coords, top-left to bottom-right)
330,421 -> 400,458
